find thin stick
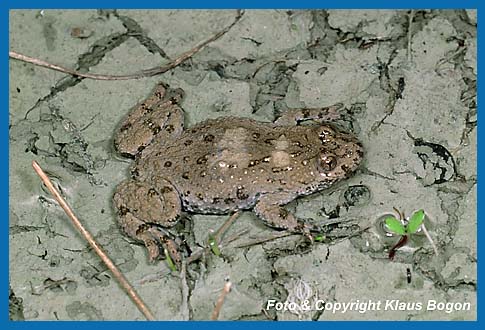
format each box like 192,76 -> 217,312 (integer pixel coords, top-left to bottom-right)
9,10 -> 244,81
220,228 -> 250,246
210,281 -> 232,320
32,161 -> 155,321
420,223 -> 439,256
234,231 -> 293,248
213,211 -> 241,242
179,261 -> 190,320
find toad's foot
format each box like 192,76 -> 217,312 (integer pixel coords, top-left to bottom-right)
122,217 -> 181,267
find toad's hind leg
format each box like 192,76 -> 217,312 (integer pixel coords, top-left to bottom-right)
113,178 -> 182,263
274,104 -> 343,126
114,82 -> 185,157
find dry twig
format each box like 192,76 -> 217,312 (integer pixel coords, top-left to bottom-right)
420,223 -> 439,256
32,160 -> 155,321
10,10 -> 244,81
179,261 -> 190,320
234,231 -> 293,248
210,280 -> 232,320
213,211 -> 241,242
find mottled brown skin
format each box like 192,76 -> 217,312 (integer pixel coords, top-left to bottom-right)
113,82 -> 363,263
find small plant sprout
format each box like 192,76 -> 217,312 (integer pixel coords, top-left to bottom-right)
385,209 -> 438,259
164,248 -> 178,272
385,209 -> 425,236
208,231 -> 222,256
313,233 -> 325,242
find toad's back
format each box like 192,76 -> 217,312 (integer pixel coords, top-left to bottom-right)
132,117 -> 362,214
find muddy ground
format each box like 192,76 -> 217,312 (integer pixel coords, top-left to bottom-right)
9,10 -> 476,320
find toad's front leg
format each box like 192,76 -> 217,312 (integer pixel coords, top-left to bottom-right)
113,177 -> 182,266
253,192 -> 322,235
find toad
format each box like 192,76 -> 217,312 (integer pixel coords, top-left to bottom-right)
113,82 -> 363,264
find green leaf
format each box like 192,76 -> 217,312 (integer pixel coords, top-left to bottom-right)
314,234 -> 325,242
385,217 -> 406,235
407,209 -> 425,234
208,234 -> 221,256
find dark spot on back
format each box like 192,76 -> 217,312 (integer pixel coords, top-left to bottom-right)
152,126 -> 161,135
196,156 -> 208,164
236,187 -> 249,200
165,124 -> 174,133
204,134 -> 215,142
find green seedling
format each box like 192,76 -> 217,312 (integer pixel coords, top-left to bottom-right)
164,248 -> 178,272
314,233 -> 326,242
385,209 -> 425,260
385,209 -> 425,236
208,232 -> 221,256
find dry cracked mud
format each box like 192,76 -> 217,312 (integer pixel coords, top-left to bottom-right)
9,9 -> 476,320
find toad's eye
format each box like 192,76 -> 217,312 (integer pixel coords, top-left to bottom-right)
318,154 -> 337,172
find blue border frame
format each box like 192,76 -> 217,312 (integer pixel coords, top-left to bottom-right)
4,0 -> 481,328
1,0 -> 482,9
